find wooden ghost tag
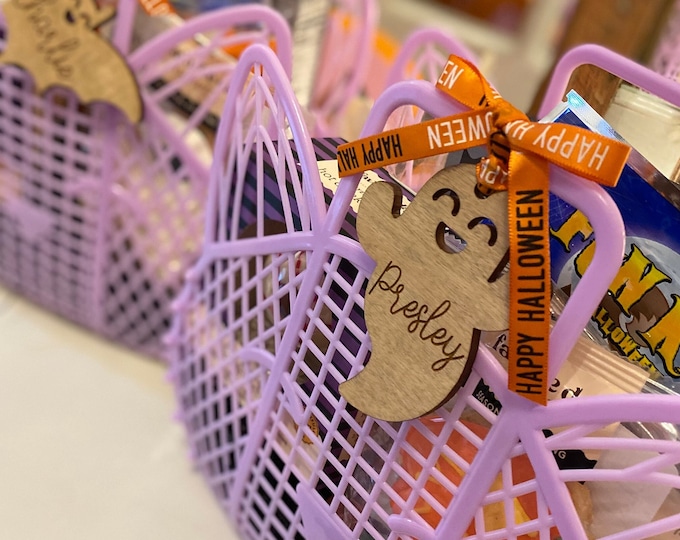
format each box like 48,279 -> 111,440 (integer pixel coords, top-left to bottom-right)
0,0 -> 143,123
340,165 -> 509,422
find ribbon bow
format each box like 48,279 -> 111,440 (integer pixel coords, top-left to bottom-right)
336,55 -> 630,405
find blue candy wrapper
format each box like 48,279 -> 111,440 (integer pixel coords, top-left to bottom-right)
547,91 -> 680,392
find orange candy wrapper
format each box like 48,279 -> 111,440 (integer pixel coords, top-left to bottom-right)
391,417 -> 593,538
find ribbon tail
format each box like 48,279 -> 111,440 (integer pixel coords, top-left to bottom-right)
507,153 -> 551,405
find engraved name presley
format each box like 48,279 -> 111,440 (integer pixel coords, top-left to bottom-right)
368,261 -> 464,371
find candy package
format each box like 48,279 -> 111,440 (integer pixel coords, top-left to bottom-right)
545,90 -> 680,393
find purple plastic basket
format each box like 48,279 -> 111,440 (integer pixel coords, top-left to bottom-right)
0,2 -> 291,358
309,0 -> 377,137
168,44 -> 680,539
383,27 -> 479,190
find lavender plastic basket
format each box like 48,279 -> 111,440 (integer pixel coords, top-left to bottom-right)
0,2 -> 291,358
168,43 -> 680,539
382,27 -> 479,190
309,0 -> 377,137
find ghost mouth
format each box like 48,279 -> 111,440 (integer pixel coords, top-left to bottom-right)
436,221 -> 509,284
436,222 -> 467,254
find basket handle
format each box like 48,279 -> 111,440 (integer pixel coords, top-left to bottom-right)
385,27 -> 478,88
204,43 -> 324,245
109,0 -> 139,57
309,0 -> 378,136
538,43 -> 680,119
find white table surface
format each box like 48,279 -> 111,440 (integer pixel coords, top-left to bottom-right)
0,286 -> 239,540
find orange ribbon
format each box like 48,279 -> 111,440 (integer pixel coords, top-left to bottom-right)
337,55 -> 630,405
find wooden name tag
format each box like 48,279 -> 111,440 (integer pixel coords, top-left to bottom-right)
0,0 -> 142,123
340,165 -> 509,421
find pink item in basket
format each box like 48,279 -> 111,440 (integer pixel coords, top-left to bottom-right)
0,1 -> 291,358
168,43 -> 680,539
648,0 -> 680,82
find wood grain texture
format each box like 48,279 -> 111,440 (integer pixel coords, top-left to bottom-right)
340,165 -> 509,421
0,0 -> 142,123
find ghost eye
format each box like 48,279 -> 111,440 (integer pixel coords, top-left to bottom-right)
467,216 -> 498,246
432,188 -> 460,216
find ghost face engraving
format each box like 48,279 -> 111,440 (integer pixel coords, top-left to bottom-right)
340,165 -> 509,422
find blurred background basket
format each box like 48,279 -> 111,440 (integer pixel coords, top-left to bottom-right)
0,2 -> 292,358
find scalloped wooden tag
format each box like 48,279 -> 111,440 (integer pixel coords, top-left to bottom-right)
340,165 -> 510,422
0,0 -> 142,123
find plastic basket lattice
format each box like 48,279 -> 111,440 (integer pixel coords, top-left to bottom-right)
380,29 -> 481,191
0,4 -> 291,357
309,0 -> 376,137
168,45 -> 680,539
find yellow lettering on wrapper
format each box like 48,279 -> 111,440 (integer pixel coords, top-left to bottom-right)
641,296 -> 680,377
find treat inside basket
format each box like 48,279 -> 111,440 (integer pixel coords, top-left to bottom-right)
167,43 -> 680,540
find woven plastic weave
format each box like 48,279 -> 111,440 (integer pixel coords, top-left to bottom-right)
0,4 -> 290,357
168,44 -> 680,540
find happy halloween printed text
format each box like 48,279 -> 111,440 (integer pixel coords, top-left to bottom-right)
511,189 -> 550,396
337,135 -> 403,173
